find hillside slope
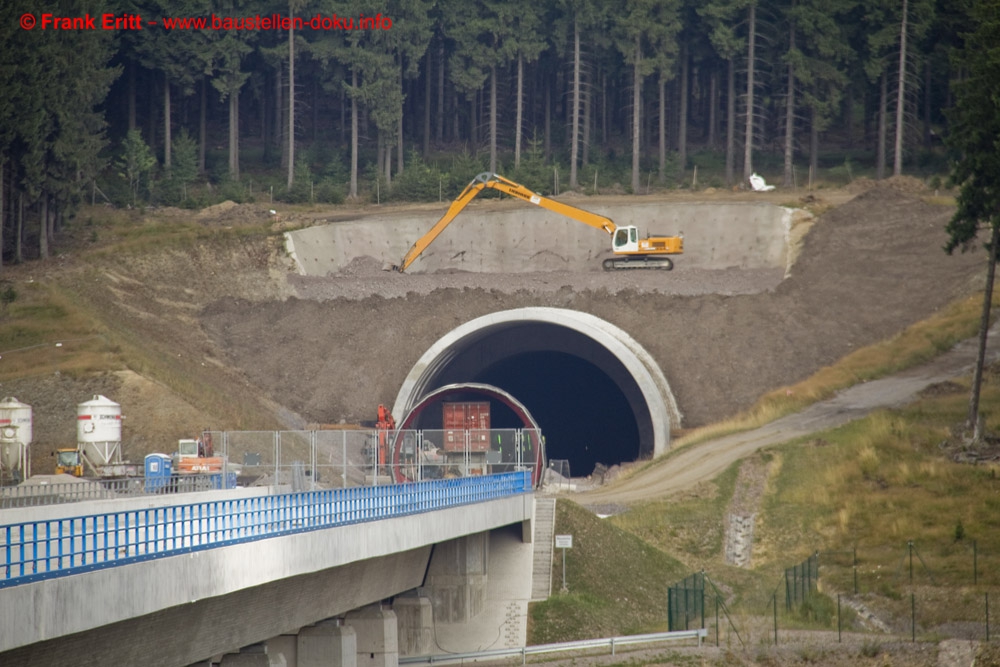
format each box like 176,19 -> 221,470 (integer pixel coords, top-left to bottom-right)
0,182 -> 983,475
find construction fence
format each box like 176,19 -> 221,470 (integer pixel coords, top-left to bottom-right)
204,428 -> 543,491
666,541 -> 999,647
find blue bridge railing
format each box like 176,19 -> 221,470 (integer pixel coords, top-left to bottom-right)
1,471 -> 531,589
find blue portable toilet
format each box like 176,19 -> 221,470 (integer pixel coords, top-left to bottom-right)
144,453 -> 172,493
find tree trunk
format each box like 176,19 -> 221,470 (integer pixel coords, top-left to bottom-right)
489,65 -> 498,173
601,68 -> 608,146
275,65 -> 283,152
423,49 -> 432,157
631,35 -> 642,194
350,69 -> 358,199
923,60 -> 932,149
39,196 -> 48,260
570,19 -> 581,189
658,75 -> 666,184
398,78 -> 404,175
743,2 -> 757,182
544,82 -> 552,161
877,71 -> 887,180
726,59 -> 736,186
893,0 -> 908,177
288,18 -> 295,189
229,90 -> 240,179
582,72 -> 591,166
436,42 -> 445,144
147,76 -> 158,156
783,19 -> 796,188
164,74 -> 172,168
810,104 -> 819,185
470,94 -> 477,147
0,157 -> 4,273
515,54 -> 524,168
708,68 -> 718,148
199,78 -> 207,174
128,62 -> 136,132
679,45 -> 689,173
384,134 -> 392,186
844,85 -> 854,149
968,221 -> 1000,443
16,191 -> 23,264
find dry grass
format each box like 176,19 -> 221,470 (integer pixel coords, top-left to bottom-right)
671,293 -> 997,450
0,282 -> 122,379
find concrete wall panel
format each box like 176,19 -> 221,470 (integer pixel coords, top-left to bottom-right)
285,201 -> 790,276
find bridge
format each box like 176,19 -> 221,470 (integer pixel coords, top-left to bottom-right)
0,471 -> 539,667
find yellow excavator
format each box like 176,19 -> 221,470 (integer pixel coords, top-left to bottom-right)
393,172 -> 684,272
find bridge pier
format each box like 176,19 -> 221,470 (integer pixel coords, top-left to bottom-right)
344,604 -> 398,667
392,596 -> 433,655
298,619 -> 356,667
423,533 -> 489,623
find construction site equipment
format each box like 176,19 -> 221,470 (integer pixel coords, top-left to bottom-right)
54,449 -> 84,477
373,404 -> 395,475
394,172 -> 683,272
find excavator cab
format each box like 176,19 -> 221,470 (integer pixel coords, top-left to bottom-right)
612,226 -> 639,253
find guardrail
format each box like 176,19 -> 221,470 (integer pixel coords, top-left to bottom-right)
1,471 -> 531,589
0,475 -> 229,509
399,629 -> 708,665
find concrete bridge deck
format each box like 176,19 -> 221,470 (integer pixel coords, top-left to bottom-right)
0,473 -> 534,667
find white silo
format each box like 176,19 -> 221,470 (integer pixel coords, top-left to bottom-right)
77,394 -> 123,467
0,396 -> 32,480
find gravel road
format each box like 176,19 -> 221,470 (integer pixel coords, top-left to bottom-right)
578,320 -> 1000,506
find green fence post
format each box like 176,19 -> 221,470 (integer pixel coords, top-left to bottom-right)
773,593 -> 778,646
911,593 -> 916,642
837,594 -> 842,643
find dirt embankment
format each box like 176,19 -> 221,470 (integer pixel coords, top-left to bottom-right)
200,186 -> 983,430
4,181 -> 984,474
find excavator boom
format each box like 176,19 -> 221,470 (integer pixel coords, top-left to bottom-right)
394,172 -> 682,272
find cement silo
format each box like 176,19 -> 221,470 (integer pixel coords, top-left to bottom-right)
0,396 -> 32,482
77,394 -> 123,469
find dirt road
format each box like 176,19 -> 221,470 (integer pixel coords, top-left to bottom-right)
578,320 -> 1000,506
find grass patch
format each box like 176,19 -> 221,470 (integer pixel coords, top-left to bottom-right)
0,283 -> 121,380
528,500 -> 688,643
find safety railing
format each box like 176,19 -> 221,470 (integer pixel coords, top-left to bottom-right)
0,471 -> 531,589
398,628 -> 707,664
0,475 -> 228,509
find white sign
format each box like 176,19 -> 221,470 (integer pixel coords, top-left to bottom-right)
555,535 -> 573,549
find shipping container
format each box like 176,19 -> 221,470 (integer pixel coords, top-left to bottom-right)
442,401 -> 491,452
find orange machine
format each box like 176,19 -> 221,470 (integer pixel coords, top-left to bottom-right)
394,172 -> 683,272
175,438 -> 224,474
375,404 -> 396,473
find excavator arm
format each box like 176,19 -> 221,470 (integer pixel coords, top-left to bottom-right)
395,172 -> 619,272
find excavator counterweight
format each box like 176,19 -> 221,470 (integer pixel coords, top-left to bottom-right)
393,172 -> 683,273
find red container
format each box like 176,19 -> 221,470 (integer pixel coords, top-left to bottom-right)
442,402 -> 491,452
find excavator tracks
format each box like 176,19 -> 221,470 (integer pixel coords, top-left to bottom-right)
602,257 -> 675,271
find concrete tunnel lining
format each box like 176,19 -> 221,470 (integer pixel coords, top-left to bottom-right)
392,307 -> 680,461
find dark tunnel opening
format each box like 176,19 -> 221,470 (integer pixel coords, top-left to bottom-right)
473,351 -> 640,477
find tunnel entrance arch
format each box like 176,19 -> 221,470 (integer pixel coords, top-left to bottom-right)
393,308 -> 680,474
392,383 -> 545,486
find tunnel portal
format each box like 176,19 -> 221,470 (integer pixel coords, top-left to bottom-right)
392,308 -> 679,479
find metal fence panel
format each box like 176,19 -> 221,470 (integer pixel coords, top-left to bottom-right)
668,572 -> 705,631
785,553 -> 819,611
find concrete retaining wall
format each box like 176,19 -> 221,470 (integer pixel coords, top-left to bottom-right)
285,201 -> 792,275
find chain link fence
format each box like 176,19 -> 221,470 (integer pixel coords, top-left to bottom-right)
207,428 -> 542,492
667,543 -> 999,649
